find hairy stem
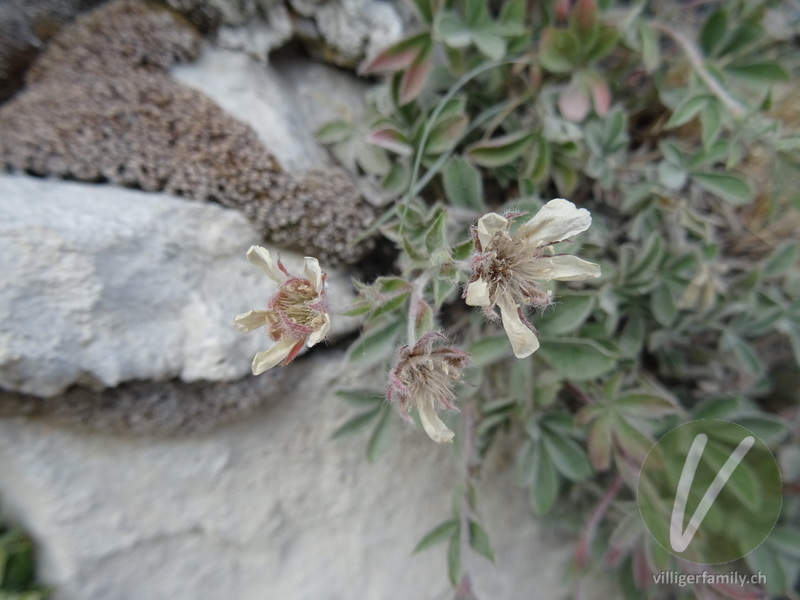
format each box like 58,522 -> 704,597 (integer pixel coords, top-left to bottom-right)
650,21 -> 747,120
458,400 -> 476,582
406,273 -> 430,346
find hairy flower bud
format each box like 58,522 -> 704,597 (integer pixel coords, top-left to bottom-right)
387,333 -> 470,444
234,246 -> 330,375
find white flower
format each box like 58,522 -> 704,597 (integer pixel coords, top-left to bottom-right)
464,199 -> 601,358
233,246 -> 331,375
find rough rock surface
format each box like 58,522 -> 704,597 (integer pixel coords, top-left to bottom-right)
0,353 -> 571,600
162,0 -> 403,65
0,374 -> 293,436
0,174 -> 358,399
171,47 -> 368,172
0,0 -> 373,264
0,0 -> 104,101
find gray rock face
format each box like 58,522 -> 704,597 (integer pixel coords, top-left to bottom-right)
0,353 -> 571,600
164,0 -> 404,65
171,47 -> 368,172
0,174 -> 357,398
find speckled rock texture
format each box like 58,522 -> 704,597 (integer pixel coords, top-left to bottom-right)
0,353 -> 572,600
0,0 -> 104,101
0,174 -> 359,400
0,0 -> 373,265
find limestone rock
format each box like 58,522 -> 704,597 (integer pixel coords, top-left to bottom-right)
0,352 -> 571,599
0,174 -> 358,398
0,0 -> 374,265
171,47 -> 368,172
164,0 -> 404,65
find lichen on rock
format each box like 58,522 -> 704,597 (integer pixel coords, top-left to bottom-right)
0,0 -> 373,265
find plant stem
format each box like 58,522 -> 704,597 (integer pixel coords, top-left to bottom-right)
458,400 -> 476,581
406,273 -> 430,345
650,21 -> 747,120
575,475 -> 623,568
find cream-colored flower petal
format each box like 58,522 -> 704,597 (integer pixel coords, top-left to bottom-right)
529,255 -> 601,281
246,245 -> 286,284
303,256 -> 324,294
476,212 -> 508,250
252,338 -> 297,375
498,297 -> 540,358
233,310 -> 270,333
465,278 -> 491,306
417,395 -> 455,444
515,198 -> 592,247
307,313 -> 331,347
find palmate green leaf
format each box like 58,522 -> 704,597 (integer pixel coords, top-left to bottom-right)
537,338 -> 616,380
424,210 -> 447,252
465,131 -> 535,168
614,393 -> 678,419
735,414 -> 789,446
650,281 -> 676,326
469,521 -> 495,563
529,441 -> 559,516
331,405 -> 382,439
691,171 -> 752,205
638,23 -> 660,72
316,120 -> 353,144
763,242 -> 797,278
447,530 -> 461,585
347,318 -> 404,365
378,277 -> 411,293
541,429 -> 593,481
433,277 -> 458,309
536,295 -> 594,335
722,332 -> 763,377
657,160 -> 687,191
699,9 -> 727,57
468,335 -> 512,367
664,94 -> 710,129
425,115 -> 468,155
359,31 -> 431,74
443,156 -> 483,210
472,31 -> 506,60
625,232 -> 663,284
412,519 -> 459,554
700,100 -> 722,150
746,544 -> 789,596
334,389 -> 386,407
583,25 -> 618,64
539,28 -> 579,73
371,292 -> 410,320
766,527 -> 800,560
366,405 -> 392,462
410,0 -> 435,24
726,62 -> 790,85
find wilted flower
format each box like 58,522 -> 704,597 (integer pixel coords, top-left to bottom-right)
464,199 -> 601,358
234,246 -> 330,375
387,333 -> 470,444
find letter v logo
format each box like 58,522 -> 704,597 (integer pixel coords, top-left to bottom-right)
669,433 -> 755,552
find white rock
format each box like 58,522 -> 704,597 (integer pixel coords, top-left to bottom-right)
171,46 -> 368,172
0,353 -> 571,599
0,174 -> 357,397
176,0 -> 404,64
